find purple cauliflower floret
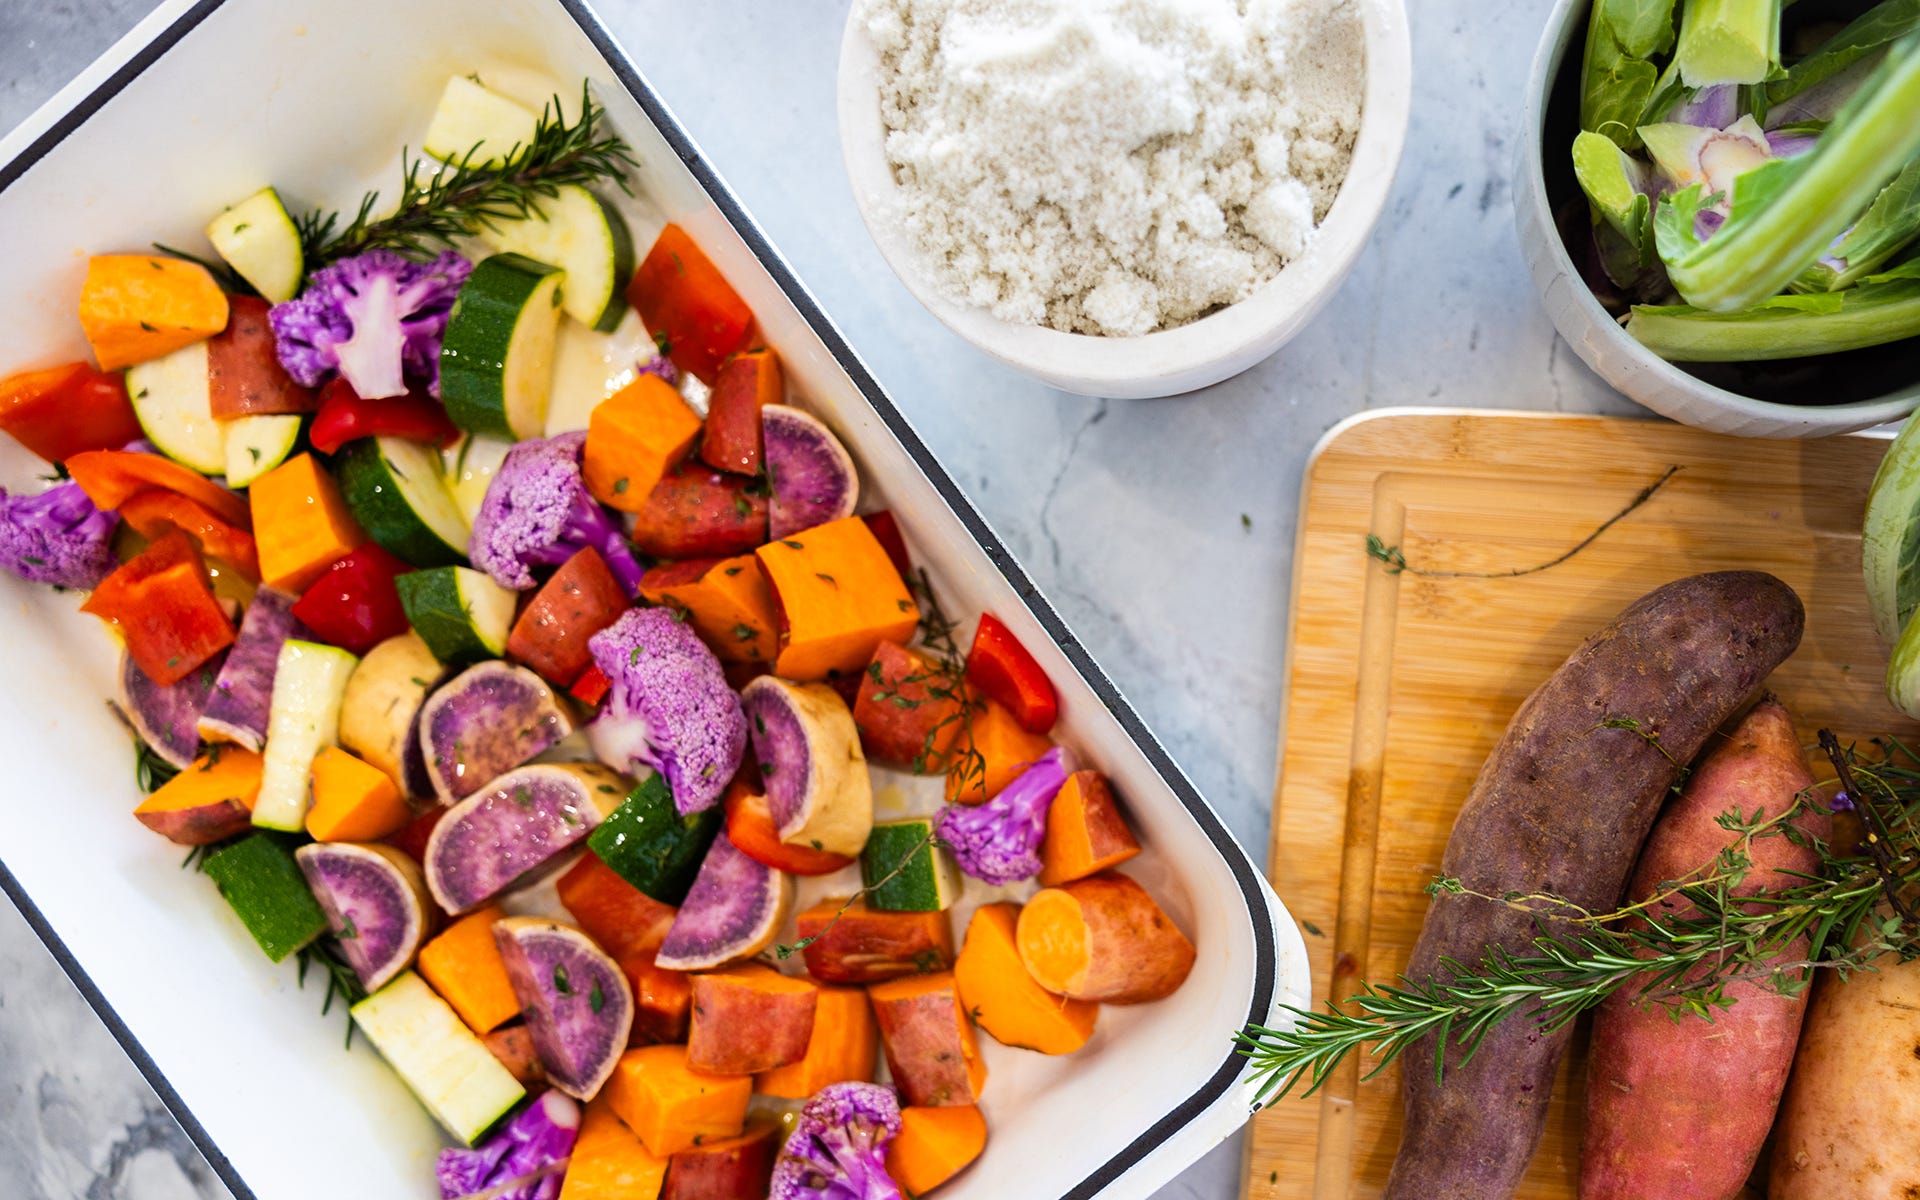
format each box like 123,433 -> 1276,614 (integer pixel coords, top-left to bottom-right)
938,745 -> 1077,885
436,1091 -> 579,1200
770,1082 -> 904,1200
0,481 -> 118,588
636,353 -> 679,387
270,248 -> 471,399
586,607 -> 747,814
469,431 -> 643,595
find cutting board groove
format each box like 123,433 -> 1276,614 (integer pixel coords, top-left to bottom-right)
1243,409 -> 1917,1200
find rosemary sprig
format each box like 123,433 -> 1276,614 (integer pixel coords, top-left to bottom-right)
134,736 -> 181,794
1236,732 -> 1920,1106
300,83 -> 636,267
296,938 -> 368,1051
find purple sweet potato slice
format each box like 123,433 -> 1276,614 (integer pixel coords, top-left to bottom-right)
197,587 -> 309,752
741,676 -> 871,857
420,661 -> 576,804
424,762 -> 629,915
120,649 -> 225,769
493,917 -> 634,1101
762,405 -> 858,541
655,830 -> 793,971
294,841 -> 433,992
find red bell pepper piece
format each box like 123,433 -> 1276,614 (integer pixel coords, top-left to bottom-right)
208,295 -> 319,417
81,530 -> 236,686
964,613 -> 1058,735
117,491 -> 261,582
569,663 -> 611,707
290,542 -> 414,656
626,224 -> 754,385
722,780 -> 855,876
384,804 -> 450,866
0,362 -> 144,463
65,449 -> 252,530
308,378 -> 461,456
862,510 -> 913,580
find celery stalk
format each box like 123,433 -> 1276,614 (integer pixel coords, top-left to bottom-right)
1764,0 -> 1920,113
1583,0 -> 1680,146
1625,276 -> 1920,359
1674,0 -> 1782,87
1792,161 -> 1920,292
1656,32 -> 1920,311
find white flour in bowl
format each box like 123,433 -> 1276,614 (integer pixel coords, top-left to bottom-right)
858,0 -> 1366,337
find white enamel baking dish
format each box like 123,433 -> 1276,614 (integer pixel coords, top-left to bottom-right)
0,1 -> 1306,1197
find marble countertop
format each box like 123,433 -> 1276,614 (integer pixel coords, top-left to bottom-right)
0,0 -> 1640,1196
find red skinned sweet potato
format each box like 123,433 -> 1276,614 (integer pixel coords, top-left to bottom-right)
1385,572 -> 1806,1200
1581,698 -> 1823,1200
685,964 -> 818,1074
1016,872 -> 1193,1004
555,854 -> 691,1045
798,897 -> 954,984
853,641 -> 968,770
483,1023 -> 547,1087
868,971 -> 986,1107
699,349 -> 781,475
661,1122 -> 779,1200
505,547 -> 630,688
631,462 -> 768,559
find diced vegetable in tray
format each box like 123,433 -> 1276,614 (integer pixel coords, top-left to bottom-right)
0,71 -> 1197,1198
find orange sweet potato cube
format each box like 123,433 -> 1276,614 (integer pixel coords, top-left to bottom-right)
946,698 -> 1054,805
605,1044 -> 752,1158
249,453 -> 365,592
639,554 -> 780,664
584,375 -> 703,514
560,1095 -> 669,1200
754,516 -> 919,681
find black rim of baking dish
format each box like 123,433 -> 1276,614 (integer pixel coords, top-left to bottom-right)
0,0 -> 1280,1196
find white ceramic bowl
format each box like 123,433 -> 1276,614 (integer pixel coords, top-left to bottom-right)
0,1 -> 1306,1198
836,0 -> 1413,399
1516,0 -> 1920,438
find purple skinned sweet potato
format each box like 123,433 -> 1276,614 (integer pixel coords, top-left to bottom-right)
197,587 -> 309,752
742,676 -> 871,857
120,649 -> 225,769
294,841 -> 434,992
423,762 -> 629,915
493,917 -> 634,1101
420,662 -> 576,804
762,405 -> 857,541
656,830 -> 793,971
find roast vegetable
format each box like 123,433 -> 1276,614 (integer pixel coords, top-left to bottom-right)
307,747 -> 413,842
505,547 -> 630,687
757,986 -> 881,1100
418,904 -> 524,1036
1581,698 -> 1823,1200
82,531 -> 236,686
252,638 -> 359,832
198,587 -> 308,752
418,661 -> 576,803
585,607 -> 747,815
77,254 -> 229,372
133,746 -> 262,845
638,554 -> 781,665
468,430 -> 642,595
797,898 -> 954,984
944,699 -> 1053,806
964,613 -> 1057,735
337,631 -> 444,794
250,453 -> 368,594
937,745 -> 1074,885
655,831 -> 791,971
422,762 -> 628,914
1371,572 -> 1804,1200
351,971 -> 526,1146
742,676 -> 874,858
700,348 -> 781,475
663,1124 -> 780,1200
1016,872 -> 1194,1004
762,405 -> 858,540
605,1044 -> 753,1157
868,974 -> 986,1108
122,649 -> 222,770
493,917 -> 634,1101
436,1091 -> 580,1200
561,1096 -> 669,1198
270,248 -> 471,399
629,462 -> 769,559
956,902 -> 1096,1055
769,1082 -> 903,1200
885,1106 -> 986,1198
582,772 -> 722,905
581,375 -> 702,515
203,831 -> 331,963
685,964 -> 820,1075
852,641 -> 968,769
1038,769 -> 1141,886
753,517 -> 919,681
626,224 -> 753,385
0,479 -> 117,588
295,840 -> 435,992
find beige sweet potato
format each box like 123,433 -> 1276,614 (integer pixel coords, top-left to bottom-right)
685,964 -> 819,1075
1015,872 -> 1194,1004
1384,571 -> 1805,1200
1769,953 -> 1920,1198
1581,697 -> 1823,1200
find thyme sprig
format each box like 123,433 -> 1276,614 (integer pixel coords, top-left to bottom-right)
299,83 -> 636,267
1236,732 -> 1920,1106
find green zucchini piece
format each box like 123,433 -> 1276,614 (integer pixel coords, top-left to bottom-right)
585,773 -> 723,905
396,566 -> 517,665
439,253 -> 566,440
203,832 -> 330,962
861,818 -> 962,912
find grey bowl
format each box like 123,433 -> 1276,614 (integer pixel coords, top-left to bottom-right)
1515,0 -> 1920,438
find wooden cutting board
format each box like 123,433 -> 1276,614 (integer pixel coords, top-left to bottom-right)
1240,409 -> 1920,1200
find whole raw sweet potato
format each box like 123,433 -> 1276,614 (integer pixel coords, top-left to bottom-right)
1581,697 -> 1823,1200
1384,571 -> 1805,1200
1768,953 -> 1920,1199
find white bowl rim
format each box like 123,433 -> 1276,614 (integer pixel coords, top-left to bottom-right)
836,0 -> 1414,392
1520,0 -> 1920,430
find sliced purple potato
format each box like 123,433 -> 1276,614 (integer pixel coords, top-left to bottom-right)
197,587 -> 309,752
423,762 -> 629,915
293,841 -> 434,992
120,649 -> 225,769
493,917 -> 634,1101
655,830 -> 793,971
420,661 -> 576,804
762,404 -> 858,540
741,676 -> 872,857
339,631 -> 445,798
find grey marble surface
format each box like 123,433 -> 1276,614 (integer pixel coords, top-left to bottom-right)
0,0 -> 1640,1197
